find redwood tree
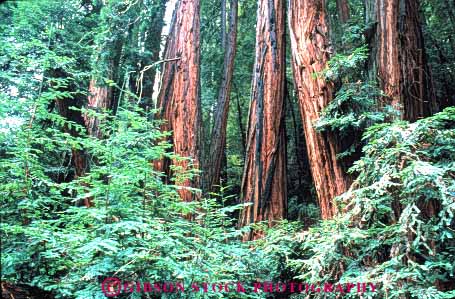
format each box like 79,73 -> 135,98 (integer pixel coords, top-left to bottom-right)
289,0 -> 351,219
204,0 -> 238,193
366,0 -> 437,121
155,0 -> 202,201
239,0 -> 287,239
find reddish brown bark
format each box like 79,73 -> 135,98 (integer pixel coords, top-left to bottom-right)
289,0 -> 351,219
204,0 -> 238,193
155,0 -> 202,202
239,0 -> 287,239
366,0 -> 437,121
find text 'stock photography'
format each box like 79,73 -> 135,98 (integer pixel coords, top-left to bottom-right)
101,278 -> 378,297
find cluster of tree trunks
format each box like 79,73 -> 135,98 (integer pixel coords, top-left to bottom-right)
156,0 -> 437,225
155,0 -> 202,201
238,0 -> 287,239
365,0 -> 436,121
52,0 -> 438,228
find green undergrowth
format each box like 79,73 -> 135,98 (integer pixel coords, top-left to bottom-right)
0,91 -> 278,298
261,107 -> 455,299
1,96 -> 454,299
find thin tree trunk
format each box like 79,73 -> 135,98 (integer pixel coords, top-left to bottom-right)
366,0 -> 437,121
336,0 -> 350,23
239,0 -> 287,239
233,82 -> 246,157
155,0 -> 202,201
221,0 -> 227,47
204,0 -> 238,193
138,0 -> 167,108
289,0 -> 351,220
236,91 -> 246,158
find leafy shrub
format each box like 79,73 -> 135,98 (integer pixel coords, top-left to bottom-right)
0,93 -> 280,298
262,108 -> 455,299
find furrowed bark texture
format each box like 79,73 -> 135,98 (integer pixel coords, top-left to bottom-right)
289,0 -> 350,219
155,0 -> 202,201
204,0 -> 238,193
366,0 -> 437,121
239,0 -> 287,239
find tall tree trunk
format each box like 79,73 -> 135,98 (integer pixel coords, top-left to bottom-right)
366,0 -> 437,121
155,0 -> 202,201
367,1 -> 440,263
239,0 -> 287,239
289,0 -> 351,219
336,0 -> 350,23
204,0 -> 238,193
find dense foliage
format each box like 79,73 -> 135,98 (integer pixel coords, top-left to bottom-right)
0,99 -> 278,299
263,108 -> 455,299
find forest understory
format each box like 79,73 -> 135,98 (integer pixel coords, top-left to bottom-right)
1,0 -> 454,298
